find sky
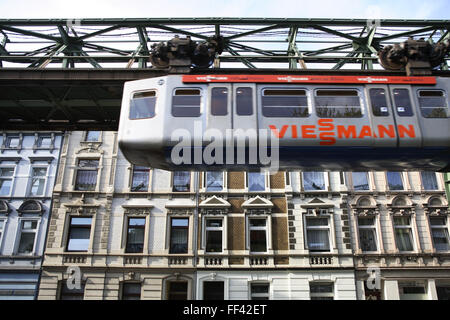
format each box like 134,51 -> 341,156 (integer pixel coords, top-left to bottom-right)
0,0 -> 449,20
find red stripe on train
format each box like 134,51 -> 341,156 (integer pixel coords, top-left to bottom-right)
182,74 -> 437,85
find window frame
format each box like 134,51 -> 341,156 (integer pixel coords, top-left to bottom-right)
84,131 -> 101,142
250,282 -> 270,300
392,88 -> 414,117
420,171 -> 439,191
0,165 -> 16,197
309,282 -> 334,300
169,217 -> 189,254
203,281 -> 225,300
205,171 -> 224,192
357,216 -> 379,252
393,216 -> 415,252
417,89 -> 449,119
120,282 -> 142,300
261,87 -> 310,118
369,88 -> 390,117
5,135 -> 21,149
129,90 -> 157,120
27,165 -> 49,197
15,218 -> 40,255
130,165 -> 150,192
247,216 -> 269,253
74,158 -> 100,192
66,216 -> 93,252
125,216 -> 146,253
58,280 -> 85,300
172,171 -> 191,192
247,172 -> 267,192
429,216 -> 450,252
304,216 -> 331,253
302,172 -> 327,191
171,87 -> 202,118
203,217 -> 224,253
314,88 -> 363,118
386,172 -> 405,191
351,172 -> 370,191
166,280 -> 189,300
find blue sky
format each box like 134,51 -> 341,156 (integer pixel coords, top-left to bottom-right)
0,0 -> 449,19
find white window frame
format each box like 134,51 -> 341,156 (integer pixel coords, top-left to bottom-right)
393,215 -> 415,252
246,216 -> 270,253
420,172 -> 439,191
65,216 -> 94,252
309,282 -> 334,300
27,165 -> 49,197
304,215 -> 331,252
351,172 -> 371,191
73,158 -> 100,192
203,216 -> 224,253
249,282 -> 270,300
301,172 -> 328,192
14,218 -> 40,255
204,171 -> 225,192
357,216 -> 379,253
386,172 -> 405,191
130,165 -> 151,192
246,172 -> 268,192
429,215 -> 450,252
0,165 -> 16,197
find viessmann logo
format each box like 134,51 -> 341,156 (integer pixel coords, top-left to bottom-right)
269,119 -> 416,146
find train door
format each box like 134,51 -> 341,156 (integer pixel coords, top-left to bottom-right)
232,84 -> 258,131
365,85 -> 397,147
207,84 -> 232,134
388,86 -> 423,147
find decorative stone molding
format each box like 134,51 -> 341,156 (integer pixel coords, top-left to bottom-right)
242,195 -> 273,215
351,196 -> 380,216
199,195 -> 231,215
301,198 -> 334,215
387,195 -> 416,216
17,199 -> 45,216
122,204 -> 153,215
64,195 -> 100,215
423,196 -> 449,216
0,200 -> 11,215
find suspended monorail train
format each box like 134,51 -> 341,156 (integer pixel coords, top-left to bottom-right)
117,74 -> 450,171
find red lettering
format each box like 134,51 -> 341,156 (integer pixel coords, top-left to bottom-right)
337,125 -> 357,138
378,125 -> 396,138
292,125 -> 298,138
301,125 -> 316,138
358,126 -> 372,139
398,125 -> 416,138
318,119 -> 334,131
319,132 -> 336,145
269,125 -> 289,138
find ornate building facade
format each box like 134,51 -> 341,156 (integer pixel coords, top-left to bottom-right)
0,131 -> 63,299
36,131 -> 449,300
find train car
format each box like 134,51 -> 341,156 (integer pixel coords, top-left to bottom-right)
117,74 -> 450,171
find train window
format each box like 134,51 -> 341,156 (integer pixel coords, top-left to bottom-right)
211,87 -> 228,116
315,89 -> 362,118
392,89 -> 413,117
369,89 -> 389,117
236,87 -> 253,116
262,89 -> 308,117
418,90 -> 448,118
172,88 -> 201,117
129,91 -> 156,120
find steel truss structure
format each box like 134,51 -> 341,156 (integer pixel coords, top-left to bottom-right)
0,18 -> 448,130
0,18 -> 449,70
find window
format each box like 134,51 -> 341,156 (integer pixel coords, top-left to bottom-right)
167,281 -> 188,300
67,217 -> 92,252
352,172 -> 369,190
250,283 -> 270,300
37,136 -> 52,148
205,172 -> 223,191
130,91 -> 156,119
5,136 -> 20,148
172,88 -> 201,117
74,159 -> 99,191
369,88 -> 389,116
315,89 -> 362,118
398,282 -> 427,300
262,88 -> 308,117
169,218 -> 189,254
0,167 -> 14,196
248,172 -> 265,192
303,172 -> 325,191
236,87 -> 253,116
17,220 -> 38,254
393,89 -> 413,116
249,218 -> 267,252
203,281 -> 224,300
172,171 -> 190,192
421,172 -> 438,190
309,282 -> 334,300
418,90 -> 448,118
429,217 -> 450,252
393,216 -> 414,251
211,87 -> 228,116
387,172 -> 404,190
85,131 -> 100,142
59,281 -> 85,300
358,217 -> 378,252
131,166 -> 150,192
305,217 -> 330,252
436,285 -> 450,300
29,167 -> 47,196
121,283 -> 141,300
205,218 -> 223,253
126,217 -> 146,253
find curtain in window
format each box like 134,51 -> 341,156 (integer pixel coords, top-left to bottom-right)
206,172 -> 223,191
387,172 -> 403,190
432,229 -> 450,251
395,229 -> 413,251
352,172 -> 369,190
303,172 -> 325,191
359,229 -> 377,251
173,172 -> 190,192
421,172 -> 438,190
307,230 -> 330,251
75,170 -> 98,191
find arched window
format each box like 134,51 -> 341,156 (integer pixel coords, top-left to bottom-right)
0,200 -> 10,215
18,200 -> 44,215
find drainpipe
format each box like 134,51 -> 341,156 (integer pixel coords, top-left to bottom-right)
192,171 -> 200,300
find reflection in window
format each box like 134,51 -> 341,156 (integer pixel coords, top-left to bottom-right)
211,87 -> 228,116
205,219 -> 223,253
29,167 -> 47,196
393,216 -> 414,251
358,217 -> 377,252
387,172 -> 404,190
315,90 -> 362,118
17,220 -> 38,254
262,89 -> 308,117
0,167 -> 14,196
248,172 -> 265,192
418,90 -> 448,118
369,88 -> 389,116
393,89 -> 413,117
67,217 -> 92,252
85,131 -> 100,142
352,172 -> 369,190
169,218 -> 189,254
130,91 -> 156,119
131,166 -> 149,192
126,217 -> 145,253
303,172 -> 325,191
236,87 -> 253,115
430,217 -> 450,252
306,217 -> 330,252
421,172 -> 438,190
206,172 -> 223,191
173,171 -> 190,192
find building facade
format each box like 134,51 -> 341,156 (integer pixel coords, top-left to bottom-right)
0,131 -> 63,299
36,131 -> 449,300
